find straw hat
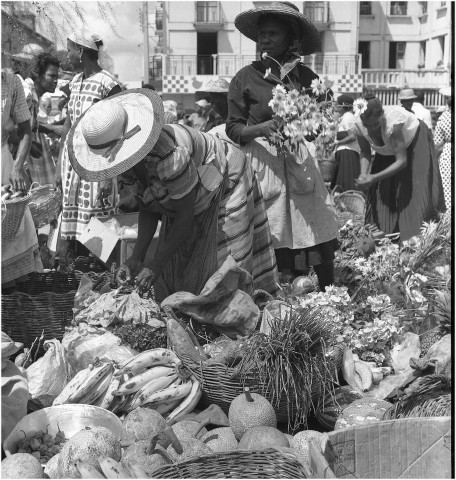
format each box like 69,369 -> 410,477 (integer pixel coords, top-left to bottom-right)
398,89 -> 418,101
197,77 -> 230,93
439,86 -> 451,97
9,43 -> 44,60
1,332 -> 23,358
68,88 -> 164,182
234,2 -> 320,56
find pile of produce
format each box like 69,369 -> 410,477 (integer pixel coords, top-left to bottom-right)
14,425 -> 67,464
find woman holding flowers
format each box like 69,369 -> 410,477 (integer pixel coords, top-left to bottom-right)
226,2 -> 338,291
353,97 -> 445,242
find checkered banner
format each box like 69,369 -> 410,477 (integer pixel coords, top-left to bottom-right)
163,75 -> 231,94
163,73 -> 363,94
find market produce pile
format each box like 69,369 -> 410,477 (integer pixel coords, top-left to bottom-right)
1,213 -> 451,478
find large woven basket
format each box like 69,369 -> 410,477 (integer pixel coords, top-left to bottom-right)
318,160 -> 337,183
152,449 -> 310,479
334,190 -> 366,215
179,349 -> 342,424
1,272 -> 79,352
1,193 -> 31,242
383,393 -> 451,420
28,183 -> 62,229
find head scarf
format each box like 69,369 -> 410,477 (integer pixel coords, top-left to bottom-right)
68,31 -> 102,51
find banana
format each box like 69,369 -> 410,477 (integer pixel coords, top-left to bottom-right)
151,398 -> 182,416
354,361 -> 373,391
116,349 -> 180,377
68,363 -> 114,403
371,367 -> 385,385
139,379 -> 192,407
167,375 -> 202,423
53,367 -> 91,406
123,460 -> 150,479
97,372 -> 122,410
129,373 -> 179,411
75,459 -> 105,479
79,368 -> 114,405
98,455 -> 129,479
113,365 -> 175,396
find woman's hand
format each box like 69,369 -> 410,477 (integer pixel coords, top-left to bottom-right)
135,266 -> 159,293
9,165 -> 28,192
116,257 -> 141,285
355,173 -> 375,190
260,119 -> 277,138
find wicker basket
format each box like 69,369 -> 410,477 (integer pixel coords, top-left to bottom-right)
28,183 -> 62,229
152,449 -> 310,479
336,211 -> 365,229
383,393 -> 451,420
318,160 -> 337,183
1,272 -> 79,352
179,349 -> 342,424
334,190 -> 366,215
1,193 -> 31,242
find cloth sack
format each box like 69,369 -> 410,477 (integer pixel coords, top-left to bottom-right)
161,255 -> 259,338
25,339 -> 68,408
2,360 -> 29,442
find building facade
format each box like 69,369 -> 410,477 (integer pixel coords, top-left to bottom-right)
145,1 -> 451,111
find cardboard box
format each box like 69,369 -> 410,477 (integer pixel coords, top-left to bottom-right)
322,417 -> 451,478
79,213 -> 159,266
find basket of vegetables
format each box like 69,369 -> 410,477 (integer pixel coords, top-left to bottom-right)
1,186 -> 31,242
152,448 -> 311,479
27,182 -> 62,229
167,307 -> 342,429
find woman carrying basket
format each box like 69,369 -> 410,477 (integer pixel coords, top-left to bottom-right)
66,89 -> 279,301
226,2 -> 338,291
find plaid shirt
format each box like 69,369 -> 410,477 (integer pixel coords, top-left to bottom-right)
1,71 -> 31,145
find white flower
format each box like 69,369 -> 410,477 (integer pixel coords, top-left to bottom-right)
264,68 -> 272,80
353,98 -> 368,115
310,78 -> 326,96
262,52 -> 268,60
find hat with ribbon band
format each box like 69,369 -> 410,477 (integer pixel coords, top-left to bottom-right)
67,88 -> 164,182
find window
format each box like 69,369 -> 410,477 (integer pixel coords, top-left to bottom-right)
440,1 -> 446,7
359,41 -> 370,68
360,2 -> 372,15
303,2 -> 328,23
390,1 -> 407,15
196,2 -> 219,22
389,41 -> 406,68
419,41 -> 426,66
419,1 -> 427,14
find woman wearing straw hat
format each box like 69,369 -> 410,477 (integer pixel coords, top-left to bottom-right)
353,97 -> 445,242
56,30 -> 121,242
67,89 -> 279,300
434,87 -> 452,209
331,94 -> 360,192
226,2 -> 338,291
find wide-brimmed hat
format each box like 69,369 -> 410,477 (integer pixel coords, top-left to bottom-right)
439,86 -> 451,97
1,332 -> 23,358
68,88 -> 164,182
197,77 -> 230,93
398,88 -> 418,101
8,43 -> 44,61
234,2 -> 320,56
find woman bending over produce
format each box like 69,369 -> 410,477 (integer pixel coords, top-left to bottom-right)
67,89 -> 279,301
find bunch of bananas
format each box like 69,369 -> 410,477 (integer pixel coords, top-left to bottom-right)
76,455 -> 150,479
53,348 -> 202,420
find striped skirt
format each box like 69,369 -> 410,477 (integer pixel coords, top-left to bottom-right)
154,141 -> 279,302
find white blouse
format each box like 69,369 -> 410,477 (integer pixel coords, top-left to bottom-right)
336,111 -> 360,154
351,106 -> 419,156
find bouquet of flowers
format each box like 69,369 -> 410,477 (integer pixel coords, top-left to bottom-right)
263,53 -> 338,156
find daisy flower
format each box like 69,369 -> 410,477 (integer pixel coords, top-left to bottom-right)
310,78 -> 327,96
353,98 -> 368,115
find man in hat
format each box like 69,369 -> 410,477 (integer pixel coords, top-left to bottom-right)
398,88 -> 432,129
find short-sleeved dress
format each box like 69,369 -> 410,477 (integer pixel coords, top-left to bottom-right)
433,110 -> 452,209
352,107 -> 445,241
61,70 -> 120,240
121,124 -> 279,300
331,110 -> 360,192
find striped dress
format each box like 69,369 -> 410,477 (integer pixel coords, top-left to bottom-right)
123,124 -> 279,300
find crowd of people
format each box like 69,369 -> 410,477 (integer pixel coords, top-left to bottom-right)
1,2 -> 450,295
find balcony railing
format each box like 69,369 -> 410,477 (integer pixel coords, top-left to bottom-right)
164,54 -> 360,76
363,69 -> 450,89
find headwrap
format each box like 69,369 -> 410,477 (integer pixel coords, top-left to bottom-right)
68,31 -> 102,51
